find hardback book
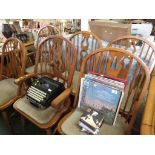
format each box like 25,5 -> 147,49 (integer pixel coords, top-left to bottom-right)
78,121 -> 99,135
78,73 -> 124,125
78,107 -> 104,134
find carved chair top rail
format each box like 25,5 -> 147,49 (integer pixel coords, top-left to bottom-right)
34,35 -> 77,88
108,35 -> 155,73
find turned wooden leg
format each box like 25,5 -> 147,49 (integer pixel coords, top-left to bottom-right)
45,128 -> 52,135
1,111 -> 14,134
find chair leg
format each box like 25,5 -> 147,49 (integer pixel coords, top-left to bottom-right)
53,127 -> 58,135
1,111 -> 14,134
45,128 -> 52,135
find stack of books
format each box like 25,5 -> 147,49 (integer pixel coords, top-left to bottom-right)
78,72 -> 126,134
78,107 -> 104,134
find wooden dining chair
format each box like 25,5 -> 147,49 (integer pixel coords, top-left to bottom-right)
69,31 -> 102,95
13,36 -> 77,134
57,47 -> 150,135
107,35 -> 155,73
26,25 -> 60,73
0,37 -> 26,132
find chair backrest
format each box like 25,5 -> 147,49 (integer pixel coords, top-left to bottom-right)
35,25 -> 60,48
69,31 -> 102,71
73,47 -> 150,132
89,21 -> 131,42
34,36 -> 77,88
107,35 -> 155,73
0,37 -> 26,79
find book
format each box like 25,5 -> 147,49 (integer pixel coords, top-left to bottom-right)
78,121 -> 99,135
85,74 -> 125,90
78,73 -> 125,125
80,107 -> 104,129
78,107 -> 104,134
87,71 -> 127,90
88,71 -> 127,88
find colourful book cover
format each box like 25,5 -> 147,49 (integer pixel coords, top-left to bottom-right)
80,107 -> 104,130
79,78 -> 123,125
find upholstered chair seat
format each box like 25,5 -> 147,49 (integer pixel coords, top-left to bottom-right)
60,109 -> 128,135
26,63 -> 50,74
0,78 -> 18,106
26,65 -> 35,73
13,96 -> 57,124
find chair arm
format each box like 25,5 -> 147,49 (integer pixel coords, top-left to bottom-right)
15,73 -> 36,85
51,88 -> 72,108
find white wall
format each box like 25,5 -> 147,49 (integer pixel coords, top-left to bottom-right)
81,19 -> 89,31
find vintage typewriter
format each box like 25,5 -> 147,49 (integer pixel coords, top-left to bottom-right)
26,76 -> 65,109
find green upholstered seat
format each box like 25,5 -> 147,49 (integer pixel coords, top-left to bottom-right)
26,63 -> 50,74
13,96 -> 57,124
61,109 -> 129,135
26,65 -> 35,73
0,78 -> 18,106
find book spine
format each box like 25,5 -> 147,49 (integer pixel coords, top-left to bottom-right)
86,73 -> 125,90
88,71 -> 127,89
79,119 -> 98,131
78,121 -> 99,135
85,76 -> 124,92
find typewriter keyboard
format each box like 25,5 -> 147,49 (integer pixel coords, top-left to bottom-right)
27,86 -> 47,103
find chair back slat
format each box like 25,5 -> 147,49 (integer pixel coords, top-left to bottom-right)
108,35 -> 155,73
69,31 -> 102,71
35,25 -> 60,49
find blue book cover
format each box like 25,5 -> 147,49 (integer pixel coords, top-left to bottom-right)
79,78 -> 122,125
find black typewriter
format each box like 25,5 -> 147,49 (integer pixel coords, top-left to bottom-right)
26,77 -> 65,109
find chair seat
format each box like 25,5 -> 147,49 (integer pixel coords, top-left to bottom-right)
26,63 -> 50,73
26,65 -> 35,73
0,78 -> 18,106
13,96 -> 57,124
61,109 -> 129,135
